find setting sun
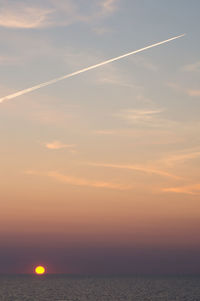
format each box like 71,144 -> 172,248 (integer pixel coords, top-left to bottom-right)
35,266 -> 46,275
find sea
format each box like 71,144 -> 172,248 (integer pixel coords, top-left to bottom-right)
0,275 -> 200,301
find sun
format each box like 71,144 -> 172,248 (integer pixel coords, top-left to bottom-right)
35,266 -> 46,275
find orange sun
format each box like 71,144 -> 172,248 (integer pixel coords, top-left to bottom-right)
35,266 -> 46,275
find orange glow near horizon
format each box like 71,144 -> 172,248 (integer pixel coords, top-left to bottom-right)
35,266 -> 46,275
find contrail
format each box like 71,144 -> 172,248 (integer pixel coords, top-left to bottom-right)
0,34 -> 185,103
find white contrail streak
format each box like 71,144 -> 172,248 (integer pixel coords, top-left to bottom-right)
0,34 -> 185,103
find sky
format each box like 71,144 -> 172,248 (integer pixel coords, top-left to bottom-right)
0,0 -> 200,275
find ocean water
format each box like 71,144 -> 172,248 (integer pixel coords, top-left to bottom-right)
0,275 -> 200,301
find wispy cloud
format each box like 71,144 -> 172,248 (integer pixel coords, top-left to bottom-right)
0,1 -> 52,28
45,141 -> 76,151
97,72 -> 138,88
92,26 -> 113,35
94,130 -> 118,135
86,162 -> 180,179
163,149 -> 200,166
25,170 -> 131,190
115,108 -> 172,127
167,82 -> 200,98
130,55 -> 158,71
182,61 -> 200,72
93,128 -> 183,144
187,90 -> 200,97
0,55 -> 20,66
24,100 -> 80,126
100,0 -> 119,13
0,0 -> 119,29
118,108 -> 163,121
164,184 -> 200,195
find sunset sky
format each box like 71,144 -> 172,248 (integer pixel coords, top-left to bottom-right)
0,0 -> 200,275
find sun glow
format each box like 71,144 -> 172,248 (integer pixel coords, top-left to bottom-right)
35,266 -> 46,275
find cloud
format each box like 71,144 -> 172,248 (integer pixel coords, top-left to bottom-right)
183,61 -> 200,72
45,141 -> 76,150
130,55 -> 158,71
93,128 -> 183,146
164,184 -> 200,195
92,26 -> 113,35
93,128 -> 183,144
23,100 -> 80,127
0,55 -> 20,65
25,170 -> 131,191
0,1 -> 52,28
115,108 -> 172,127
86,162 -> 180,179
167,82 -> 200,98
187,90 -> 200,97
97,67 -> 139,88
167,82 -> 180,91
0,0 -> 119,29
163,149 -> 200,166
119,109 -> 163,121
100,0 -> 119,13
94,130 -> 118,135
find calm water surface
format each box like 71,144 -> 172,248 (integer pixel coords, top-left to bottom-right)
0,275 -> 200,301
